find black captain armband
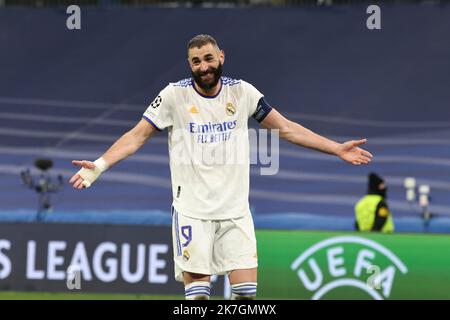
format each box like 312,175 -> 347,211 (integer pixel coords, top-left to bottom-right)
252,97 -> 273,123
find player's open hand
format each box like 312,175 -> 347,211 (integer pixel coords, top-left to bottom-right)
69,160 -> 96,189
336,139 -> 373,165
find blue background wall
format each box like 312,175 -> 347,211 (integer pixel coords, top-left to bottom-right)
1,4 -> 449,231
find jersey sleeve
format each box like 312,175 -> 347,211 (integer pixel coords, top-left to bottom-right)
372,200 -> 390,231
142,85 -> 174,130
241,80 -> 273,122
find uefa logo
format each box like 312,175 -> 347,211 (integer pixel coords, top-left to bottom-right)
290,236 -> 408,300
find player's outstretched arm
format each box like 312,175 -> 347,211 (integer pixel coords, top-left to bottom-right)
260,108 -> 373,165
69,118 -> 158,189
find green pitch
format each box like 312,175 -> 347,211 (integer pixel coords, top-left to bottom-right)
0,291 -> 185,300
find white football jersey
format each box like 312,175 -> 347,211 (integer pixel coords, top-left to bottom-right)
143,77 -> 271,220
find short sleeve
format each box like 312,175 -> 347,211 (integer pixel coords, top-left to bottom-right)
372,200 -> 390,231
377,201 -> 390,218
241,80 -> 272,122
142,85 -> 174,130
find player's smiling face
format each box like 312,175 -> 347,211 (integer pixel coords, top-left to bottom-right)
188,43 -> 225,92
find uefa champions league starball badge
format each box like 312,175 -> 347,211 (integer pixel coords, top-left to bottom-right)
150,95 -> 162,108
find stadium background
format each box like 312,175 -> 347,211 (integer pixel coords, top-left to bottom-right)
0,0 -> 449,299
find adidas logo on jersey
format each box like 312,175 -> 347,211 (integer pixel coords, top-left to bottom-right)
188,105 -> 199,114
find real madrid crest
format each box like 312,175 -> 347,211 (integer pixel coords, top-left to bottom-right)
225,102 -> 236,116
183,249 -> 190,262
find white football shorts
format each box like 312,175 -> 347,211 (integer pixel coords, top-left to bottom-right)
171,206 -> 258,283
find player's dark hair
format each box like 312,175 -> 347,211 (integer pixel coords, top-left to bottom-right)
187,34 -> 220,53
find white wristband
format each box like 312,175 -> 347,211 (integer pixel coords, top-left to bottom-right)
79,157 -> 109,188
94,157 -> 109,173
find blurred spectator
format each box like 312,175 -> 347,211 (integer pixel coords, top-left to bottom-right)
355,173 -> 394,233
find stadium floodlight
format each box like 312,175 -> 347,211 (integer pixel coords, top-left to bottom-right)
404,177 -> 416,202
418,184 -> 430,207
418,184 -> 431,230
404,178 -> 433,231
20,158 -> 64,221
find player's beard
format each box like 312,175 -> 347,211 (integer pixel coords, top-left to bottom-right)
191,62 -> 223,92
